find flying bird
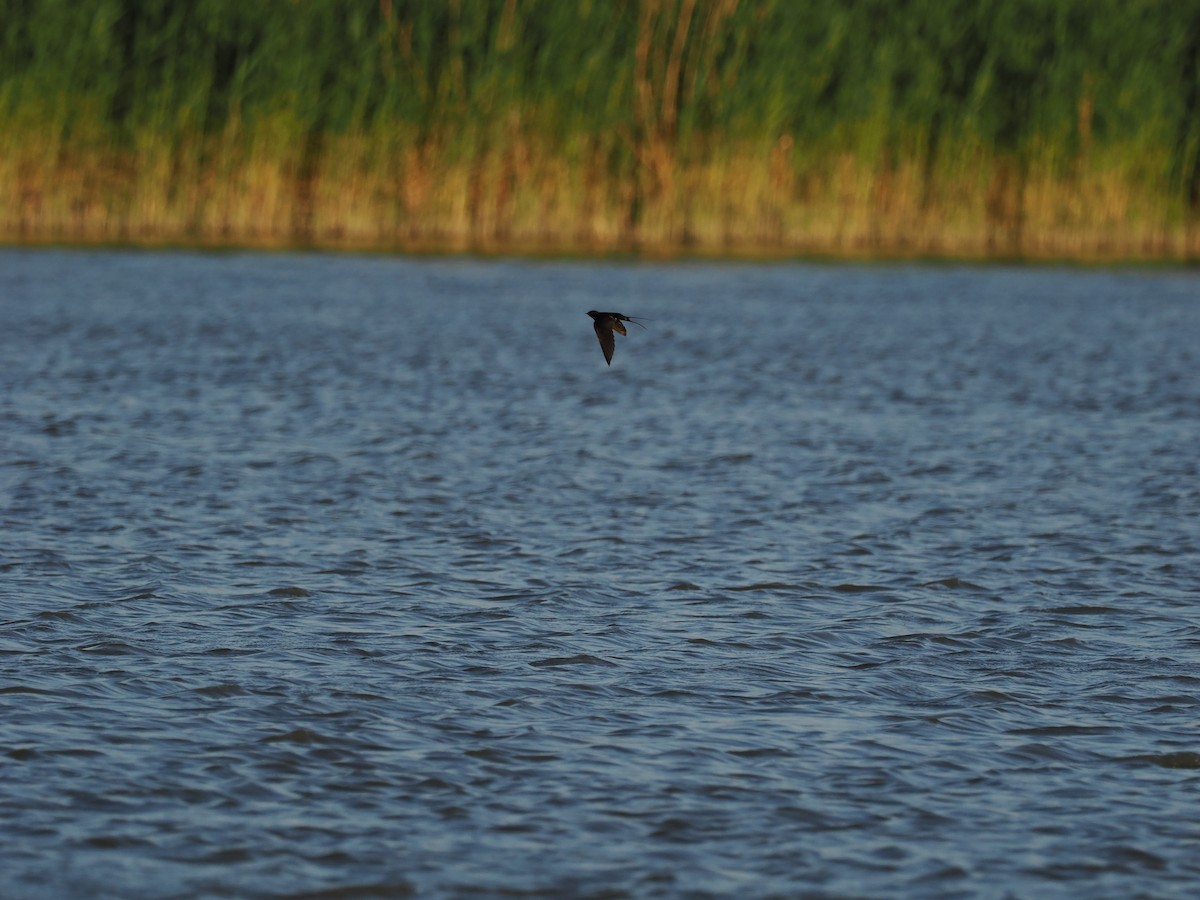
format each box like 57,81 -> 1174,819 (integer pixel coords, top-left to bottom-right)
587,310 -> 645,366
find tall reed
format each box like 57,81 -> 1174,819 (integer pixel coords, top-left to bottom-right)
2,0 -> 1198,259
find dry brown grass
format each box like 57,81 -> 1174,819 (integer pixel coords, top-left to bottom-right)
2,128 -> 1197,261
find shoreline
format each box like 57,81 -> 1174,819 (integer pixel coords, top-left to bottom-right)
3,231 -> 1197,267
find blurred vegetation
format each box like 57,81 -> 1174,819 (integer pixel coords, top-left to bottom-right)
2,0 -> 1199,258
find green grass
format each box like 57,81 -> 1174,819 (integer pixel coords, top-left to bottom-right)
2,0 -> 1199,259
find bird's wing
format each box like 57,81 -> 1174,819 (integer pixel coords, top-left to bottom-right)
612,319 -> 627,337
593,320 -> 615,365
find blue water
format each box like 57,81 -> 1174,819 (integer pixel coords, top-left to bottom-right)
2,249 -> 1199,897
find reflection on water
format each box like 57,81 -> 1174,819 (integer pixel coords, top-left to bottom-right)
2,249 -> 1199,897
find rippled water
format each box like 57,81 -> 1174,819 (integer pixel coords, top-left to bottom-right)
2,249 -> 1199,897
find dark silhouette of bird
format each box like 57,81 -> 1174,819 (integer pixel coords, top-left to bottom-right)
587,310 -> 645,365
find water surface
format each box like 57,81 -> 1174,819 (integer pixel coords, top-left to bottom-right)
2,250 -> 1199,897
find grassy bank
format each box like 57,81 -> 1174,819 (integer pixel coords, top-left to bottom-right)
2,0 -> 1199,260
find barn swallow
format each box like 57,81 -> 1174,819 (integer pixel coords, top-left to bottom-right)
587,310 -> 645,365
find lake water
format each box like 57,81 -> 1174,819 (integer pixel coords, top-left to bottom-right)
2,249 -> 1198,898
